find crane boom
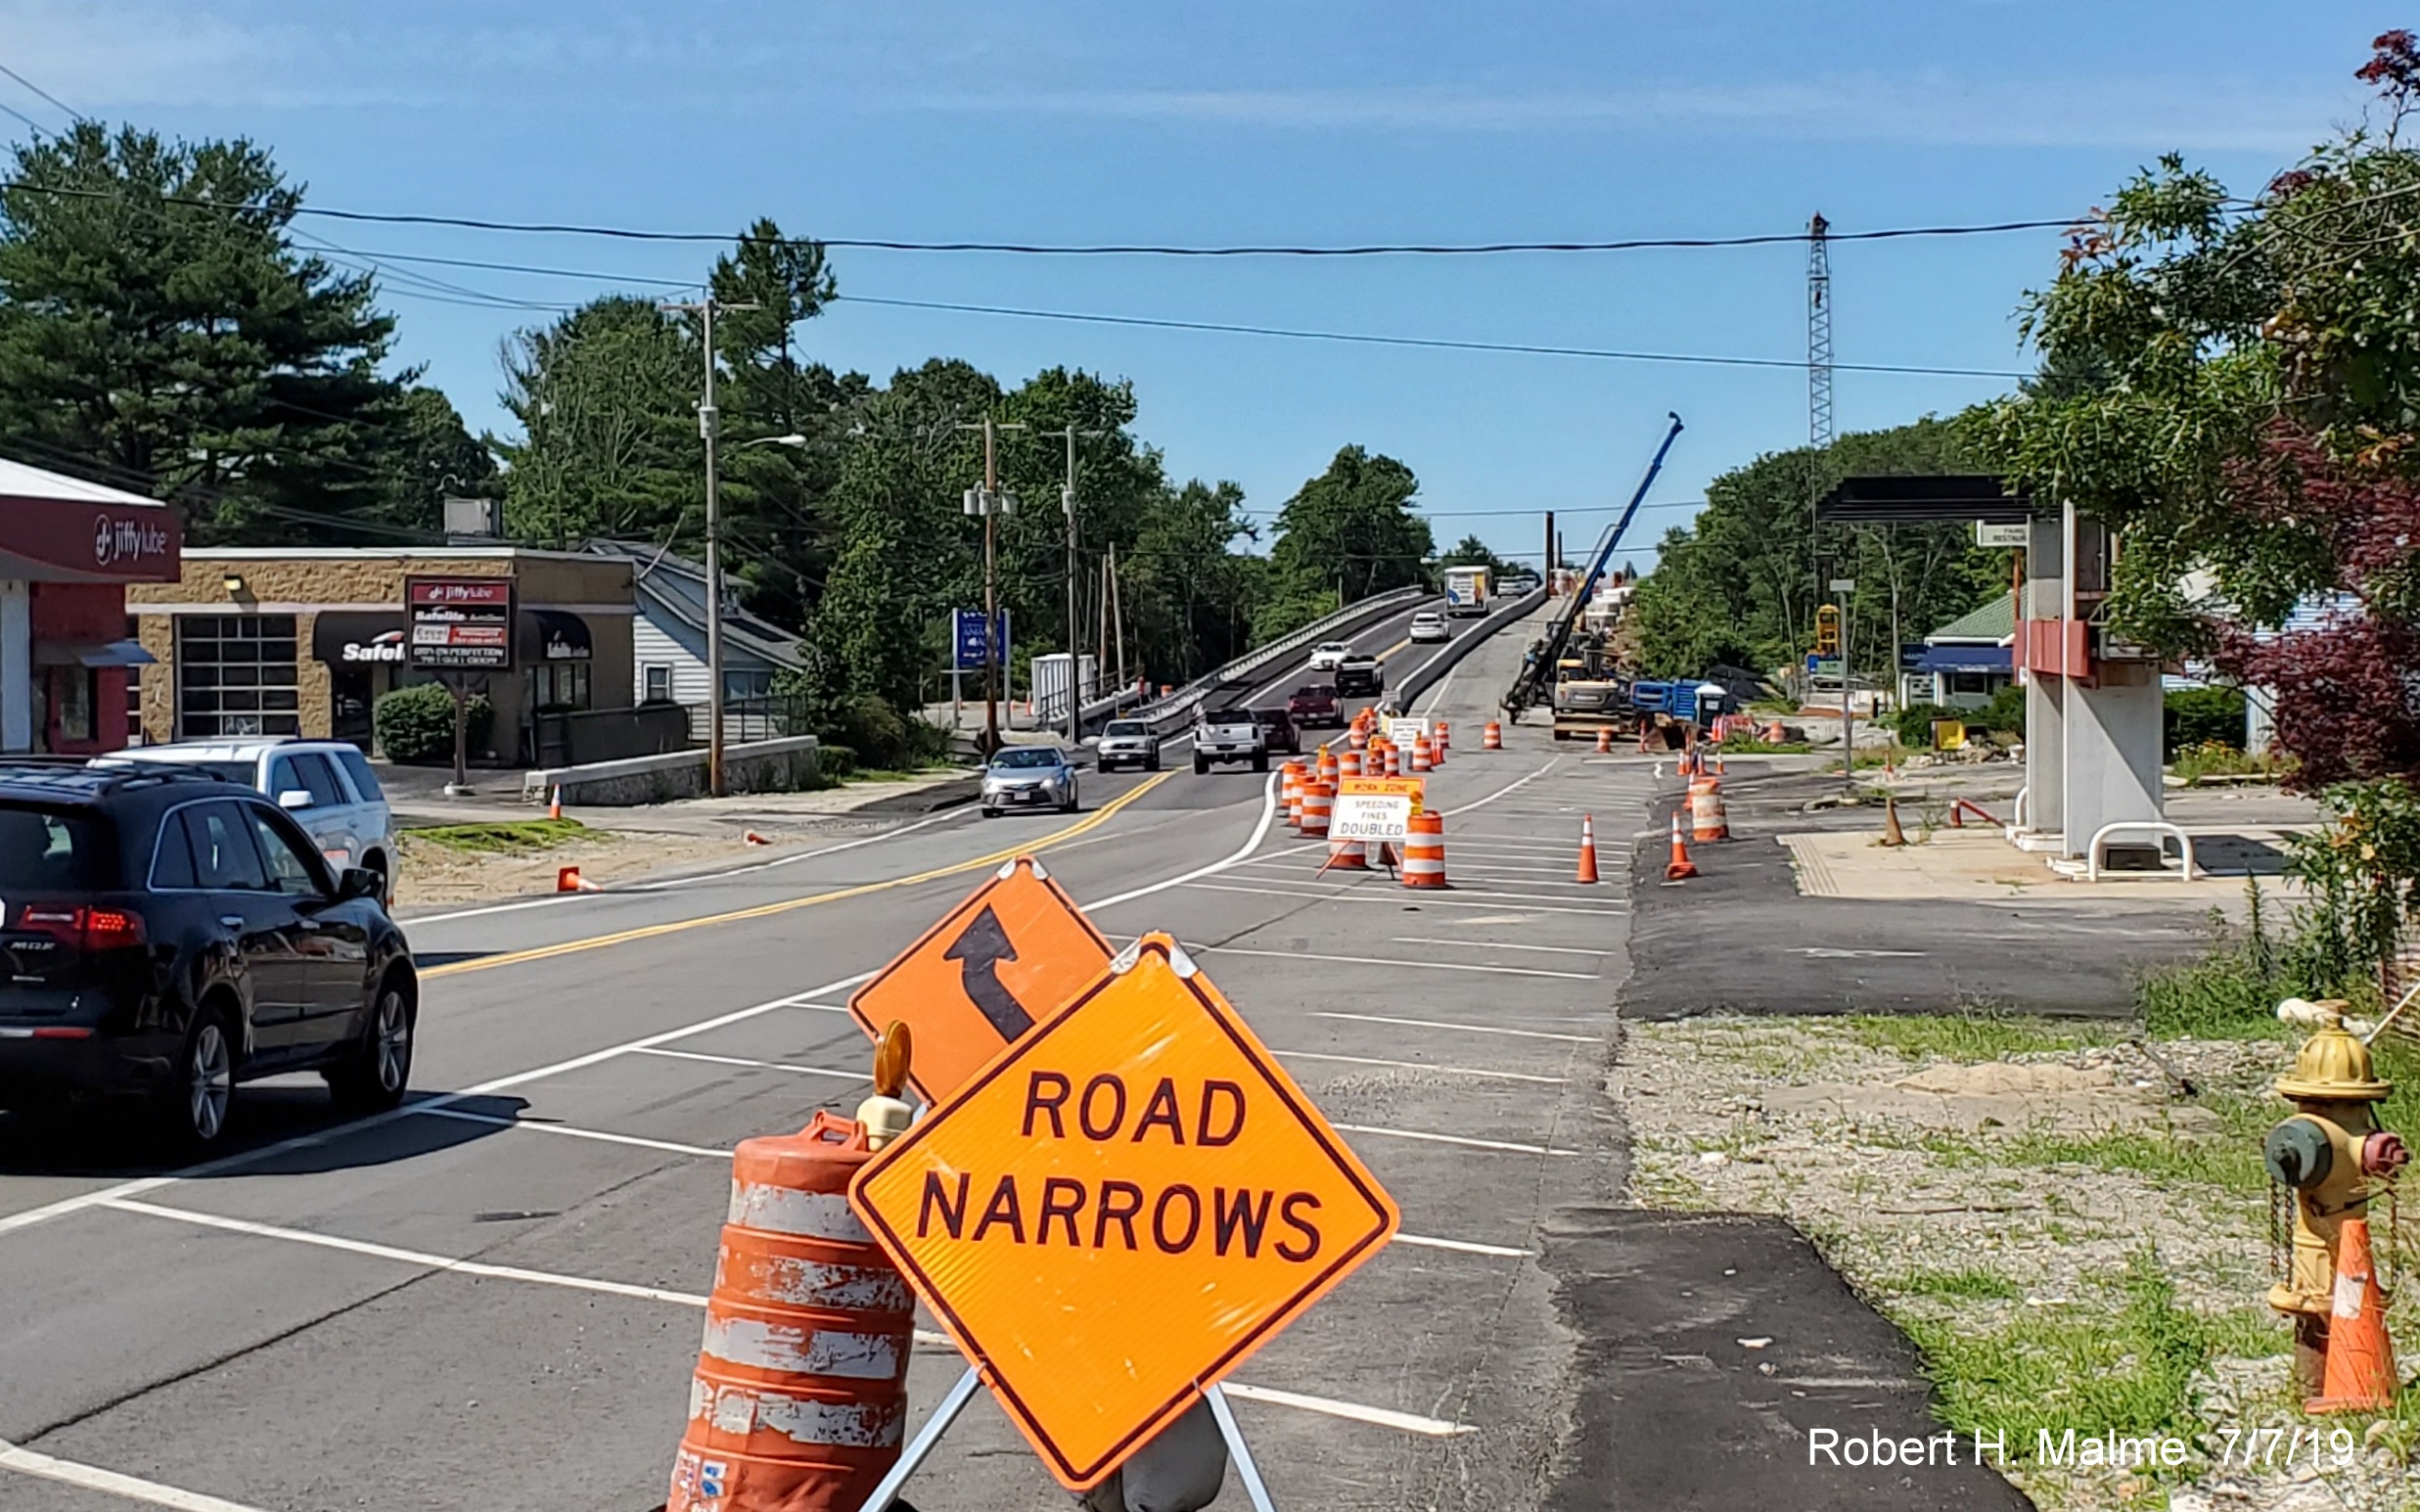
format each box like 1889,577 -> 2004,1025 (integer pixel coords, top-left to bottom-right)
1502,412 -> 1684,716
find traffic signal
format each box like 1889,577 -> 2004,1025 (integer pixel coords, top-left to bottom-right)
1814,604 -> 1841,657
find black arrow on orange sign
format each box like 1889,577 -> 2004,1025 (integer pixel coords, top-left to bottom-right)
942,903 -> 1033,1039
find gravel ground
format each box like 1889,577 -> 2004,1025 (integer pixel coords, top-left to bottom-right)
1621,1016 -> 2420,1512
392,825 -> 774,906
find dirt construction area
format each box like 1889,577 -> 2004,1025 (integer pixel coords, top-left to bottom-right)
1621,1014 -> 2420,1512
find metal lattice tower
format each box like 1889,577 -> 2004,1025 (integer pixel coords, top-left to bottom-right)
1807,211 -> 1833,449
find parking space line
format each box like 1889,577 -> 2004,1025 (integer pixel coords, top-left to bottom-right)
0,1438 -> 269,1512
1273,1049 -> 1564,1083
1219,1381 -> 1475,1437
1191,943 -> 1593,980
1311,1010 -> 1600,1042
411,1105 -> 734,1159
93,1198 -> 1483,1439
1332,1123 -> 1581,1157
1387,937 -> 1604,956
1180,881 -> 1626,916
632,1045 -> 868,1082
99,1198 -> 713,1306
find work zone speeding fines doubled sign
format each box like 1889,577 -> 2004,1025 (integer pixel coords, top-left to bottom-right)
1331,775 -> 1424,843
850,933 -> 1400,1490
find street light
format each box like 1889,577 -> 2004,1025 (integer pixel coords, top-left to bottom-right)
740,434 -> 808,449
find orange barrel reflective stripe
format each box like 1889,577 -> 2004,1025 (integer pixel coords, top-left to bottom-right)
1409,735 -> 1433,773
1690,776 -> 1728,843
668,1112 -> 913,1512
1340,749 -> 1364,781
1483,720 -> 1503,751
1401,810 -> 1447,890
1300,780 -> 1333,838
1383,742 -> 1402,778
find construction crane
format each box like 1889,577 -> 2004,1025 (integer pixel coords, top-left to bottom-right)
1501,412 -> 1684,721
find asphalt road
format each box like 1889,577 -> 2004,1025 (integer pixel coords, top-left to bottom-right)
0,598 -> 2023,1512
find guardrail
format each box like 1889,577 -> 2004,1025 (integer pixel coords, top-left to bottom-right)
1389,587 -> 1549,709
1122,585 -> 1433,734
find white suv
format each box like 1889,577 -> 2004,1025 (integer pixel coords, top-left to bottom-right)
1306,641 -> 1353,672
102,739 -> 398,897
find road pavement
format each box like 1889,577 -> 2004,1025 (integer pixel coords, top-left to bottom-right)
0,597 -> 2021,1511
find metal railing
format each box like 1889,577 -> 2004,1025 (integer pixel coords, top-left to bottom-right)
1124,586 -> 1432,733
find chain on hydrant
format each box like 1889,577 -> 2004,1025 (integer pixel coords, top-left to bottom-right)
2262,998 -> 2409,1407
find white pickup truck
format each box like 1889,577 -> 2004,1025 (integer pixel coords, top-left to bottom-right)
1192,709 -> 1268,774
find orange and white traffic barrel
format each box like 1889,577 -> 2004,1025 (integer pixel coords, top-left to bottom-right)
1436,718 -> 1450,752
1316,746 -> 1339,789
1340,749 -> 1364,781
1347,721 -> 1368,752
1300,780 -> 1333,838
1483,720 -> 1503,751
1327,833 -> 1369,870
1690,776 -> 1728,843
1281,761 -> 1306,826
1401,810 -> 1447,890
668,1112 -> 914,1512
1381,741 -> 1402,778
1410,735 -> 1433,774
1594,727 -> 1613,754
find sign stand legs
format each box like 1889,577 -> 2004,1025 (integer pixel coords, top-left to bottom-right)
852,1370 -> 1282,1512
857,1364 -> 982,1512
1204,1383 -> 1279,1512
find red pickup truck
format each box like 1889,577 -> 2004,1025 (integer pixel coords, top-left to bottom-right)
1287,683 -> 1344,728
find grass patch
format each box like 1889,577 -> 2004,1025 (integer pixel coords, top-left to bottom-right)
1841,1008 -> 2120,1062
1995,1123 -> 2268,1195
1899,1249 -> 2215,1473
1718,737 -> 1814,756
401,818 -> 588,854
1889,1266 -> 2025,1302
2167,742 -> 2293,786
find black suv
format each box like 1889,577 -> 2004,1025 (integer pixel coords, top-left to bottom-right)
0,763 -> 416,1147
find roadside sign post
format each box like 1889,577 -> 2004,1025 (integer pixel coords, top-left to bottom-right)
848,933 -> 1399,1503
1329,775 -> 1424,877
405,574 -> 513,796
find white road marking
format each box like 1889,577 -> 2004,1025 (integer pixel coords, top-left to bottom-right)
0,1439 -> 269,1512
410,1105 -> 732,1159
1392,1232 -> 1536,1259
1333,1123 -> 1581,1157
1218,1381 -> 1475,1437
1388,937 -> 1605,956
1179,880 -> 1627,916
401,807 -> 977,926
631,1045 -> 869,1081
463,979 -> 875,1096
1084,772 -> 1280,910
99,1198 -> 713,1306
1442,759 -> 1558,816
1188,943 -> 1594,980
91,1198 -> 1483,1439
1311,1010 -> 1600,1043
1274,1049 -> 1564,1083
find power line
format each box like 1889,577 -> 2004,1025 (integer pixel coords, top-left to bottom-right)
0,99 -> 49,140
833,293 -> 2029,379
0,180 -> 2084,257
0,62 -> 80,125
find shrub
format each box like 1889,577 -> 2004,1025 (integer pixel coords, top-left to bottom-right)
1894,701 -> 1951,749
822,693 -> 916,772
2164,686 -> 2245,757
374,681 -> 493,764
1979,682 -> 2028,738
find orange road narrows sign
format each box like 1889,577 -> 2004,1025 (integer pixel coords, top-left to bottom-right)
848,933 -> 1400,1490
847,856 -> 1113,1103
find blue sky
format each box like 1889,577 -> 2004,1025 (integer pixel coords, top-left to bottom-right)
0,1 -> 2388,566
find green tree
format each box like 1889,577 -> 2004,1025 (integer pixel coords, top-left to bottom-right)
365,386 -> 497,534
1630,418 -> 1994,677
496,296 -> 698,547
1437,534 -> 1513,574
0,121 -> 415,542
1261,445 -> 1433,639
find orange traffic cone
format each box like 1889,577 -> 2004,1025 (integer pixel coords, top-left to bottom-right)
557,864 -> 601,893
1664,811 -> 1698,880
1575,815 -> 1601,884
548,784 -> 564,821
744,830 -> 772,847
1594,727 -> 1613,754
2308,1216 -> 2398,1413
1483,720 -> 1503,751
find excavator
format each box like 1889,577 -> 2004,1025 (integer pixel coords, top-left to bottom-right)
1503,414 -> 1685,735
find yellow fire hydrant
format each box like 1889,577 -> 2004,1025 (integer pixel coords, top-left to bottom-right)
2263,999 -> 2408,1396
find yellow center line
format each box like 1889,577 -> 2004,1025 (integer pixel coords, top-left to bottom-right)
425,769 -> 1177,980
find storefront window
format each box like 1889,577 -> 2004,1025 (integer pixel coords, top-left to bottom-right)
178,615 -> 300,737
53,667 -> 90,743
531,662 -> 590,711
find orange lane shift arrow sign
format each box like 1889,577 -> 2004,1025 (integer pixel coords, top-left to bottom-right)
848,856 -> 1114,1104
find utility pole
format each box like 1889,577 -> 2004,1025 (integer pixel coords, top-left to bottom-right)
662,296 -> 760,798
1543,510 -> 1555,592
1039,425 -> 1105,744
1108,542 -> 1126,696
1807,212 -> 1834,709
957,417 -> 1024,755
